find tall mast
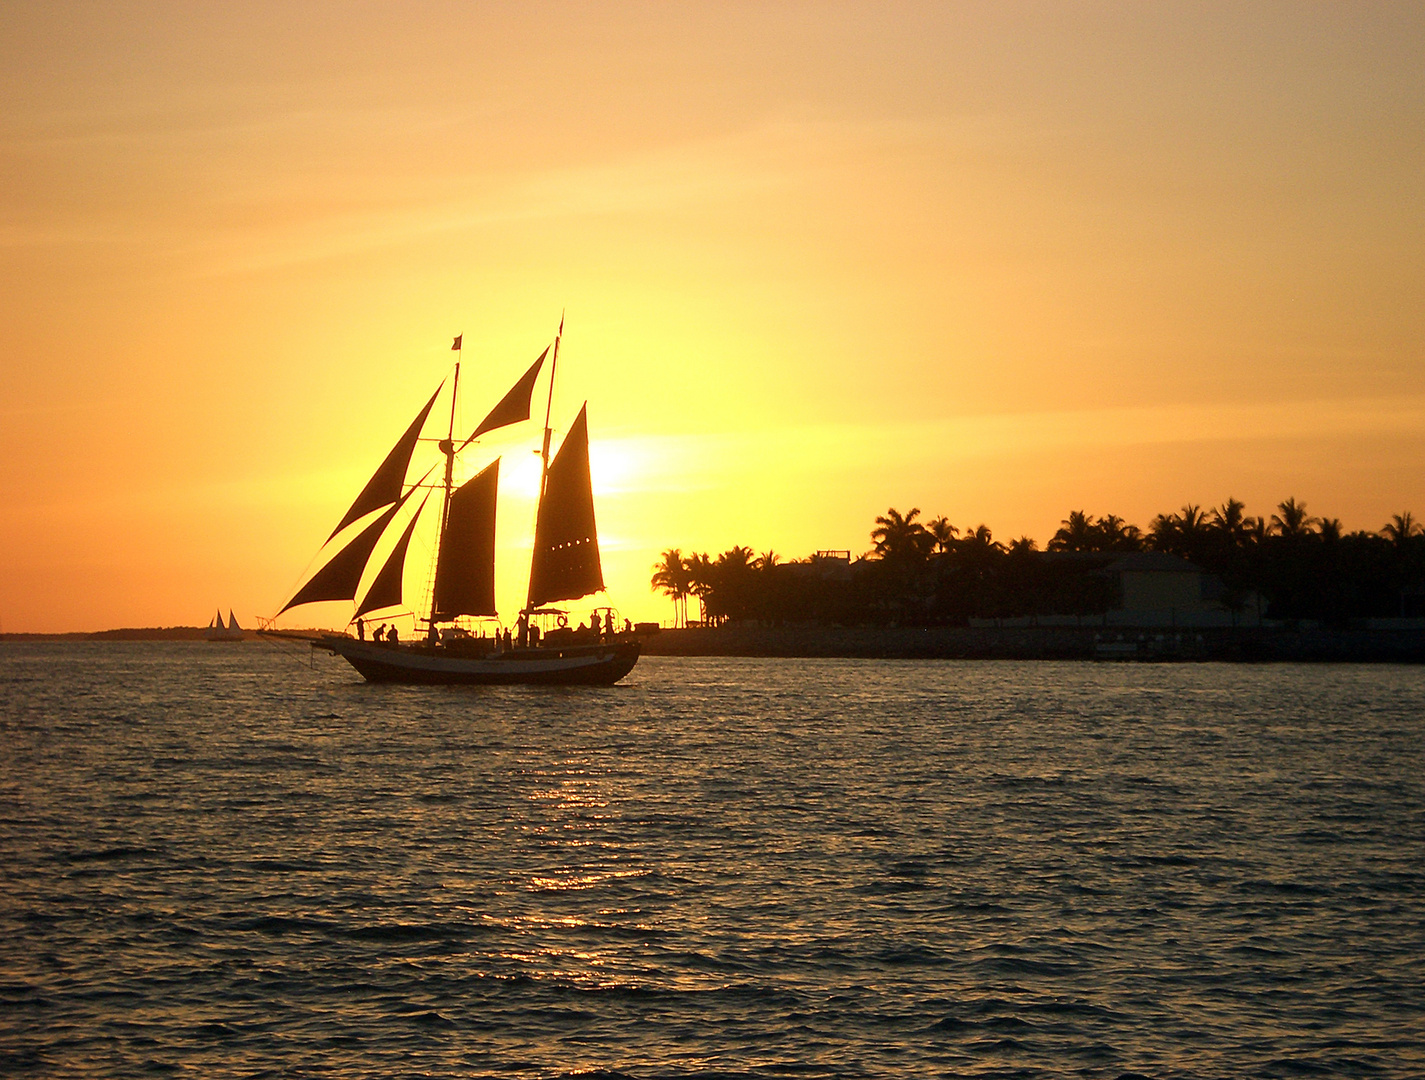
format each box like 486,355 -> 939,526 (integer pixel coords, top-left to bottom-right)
524,313 -> 562,617
430,336 -> 462,626
537,312 -> 563,504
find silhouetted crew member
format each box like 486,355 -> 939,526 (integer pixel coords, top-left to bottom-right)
356,617 -> 365,640
375,623 -> 387,642
387,625 -> 399,645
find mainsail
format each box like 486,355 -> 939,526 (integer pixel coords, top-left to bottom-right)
326,381 -> 443,542
433,459 -> 499,620
527,404 -> 604,609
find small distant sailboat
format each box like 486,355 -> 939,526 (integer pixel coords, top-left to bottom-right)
262,321 -> 640,685
206,609 -> 244,642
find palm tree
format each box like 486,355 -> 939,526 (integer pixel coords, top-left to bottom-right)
1211,497 -> 1249,539
650,548 -> 692,627
1382,512 -> 1422,548
1179,503 -> 1208,536
959,524 -> 1003,556
1049,510 -> 1094,552
756,550 -> 780,571
926,516 -> 958,554
1271,497 -> 1317,539
718,546 -> 755,571
706,546 -> 757,623
871,507 -> 933,562
1150,504 -> 1211,558
1096,514 -> 1143,551
686,552 -> 714,624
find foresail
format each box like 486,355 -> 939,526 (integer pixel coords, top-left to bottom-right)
527,405 -> 603,609
433,459 -> 499,619
327,380 -> 444,542
280,485 -> 415,614
228,610 -> 241,631
355,495 -> 429,618
458,347 -> 548,450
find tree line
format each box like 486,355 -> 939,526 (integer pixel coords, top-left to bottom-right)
651,500 -> 1425,627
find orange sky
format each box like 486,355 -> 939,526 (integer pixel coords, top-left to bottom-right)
3,2 -> 1423,632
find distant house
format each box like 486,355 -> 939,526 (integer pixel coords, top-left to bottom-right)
1101,552 -> 1260,627
970,551 -> 1262,629
1109,552 -> 1213,612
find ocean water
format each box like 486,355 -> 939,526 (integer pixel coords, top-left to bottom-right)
1,643 -> 1423,1079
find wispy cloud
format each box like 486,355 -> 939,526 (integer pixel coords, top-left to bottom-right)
597,393 -> 1425,494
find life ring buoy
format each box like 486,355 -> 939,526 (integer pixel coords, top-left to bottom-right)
556,614 -> 568,629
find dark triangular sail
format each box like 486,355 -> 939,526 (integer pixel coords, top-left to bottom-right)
432,459 -> 500,620
280,486 -> 415,614
458,348 -> 548,451
527,405 -> 603,609
355,494 -> 429,618
327,381 -> 444,542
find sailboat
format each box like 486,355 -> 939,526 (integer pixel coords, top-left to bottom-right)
206,609 -> 244,642
261,323 -> 640,685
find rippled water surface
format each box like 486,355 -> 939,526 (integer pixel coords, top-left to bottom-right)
2,643 -> 1423,1078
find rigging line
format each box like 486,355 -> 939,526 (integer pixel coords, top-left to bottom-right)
256,632 -> 320,671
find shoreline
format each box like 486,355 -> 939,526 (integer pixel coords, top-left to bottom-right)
640,623 -> 1425,663
2,627 -> 216,641
0,627 -> 270,642
5,624 -> 1425,662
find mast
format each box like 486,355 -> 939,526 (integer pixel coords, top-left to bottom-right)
527,313 -> 562,614
423,334 -> 548,627
430,340 -> 461,627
